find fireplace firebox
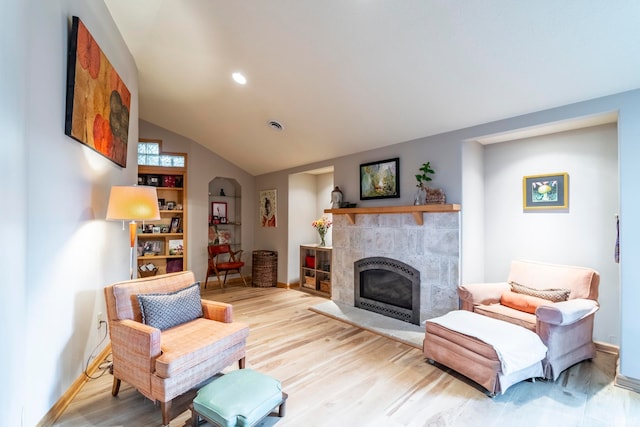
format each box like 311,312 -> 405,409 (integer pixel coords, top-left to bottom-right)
354,257 -> 420,324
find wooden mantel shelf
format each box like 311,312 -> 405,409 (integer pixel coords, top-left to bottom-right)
324,204 -> 461,225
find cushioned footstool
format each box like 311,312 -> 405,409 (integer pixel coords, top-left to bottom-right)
423,310 -> 547,396
191,369 -> 287,427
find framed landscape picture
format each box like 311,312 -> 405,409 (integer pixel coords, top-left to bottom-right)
523,172 -> 569,210
360,158 -> 400,200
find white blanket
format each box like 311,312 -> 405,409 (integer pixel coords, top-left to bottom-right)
428,310 -> 547,375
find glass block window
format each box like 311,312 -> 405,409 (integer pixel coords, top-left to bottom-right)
138,141 -> 185,167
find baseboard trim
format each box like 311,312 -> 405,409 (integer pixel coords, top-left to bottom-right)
595,340 -> 619,356
615,372 -> 640,393
37,344 -> 112,427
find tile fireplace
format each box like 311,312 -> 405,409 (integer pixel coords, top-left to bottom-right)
329,209 -> 460,324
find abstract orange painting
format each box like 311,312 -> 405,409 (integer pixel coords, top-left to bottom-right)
65,16 -> 130,167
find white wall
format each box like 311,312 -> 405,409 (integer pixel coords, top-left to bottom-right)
461,140 -> 485,283
1,0 -> 28,424
316,173 -> 334,246
483,124 -> 619,343
617,95 -> 640,380
21,1 -> 139,424
288,173 -> 317,283
286,172 -> 334,284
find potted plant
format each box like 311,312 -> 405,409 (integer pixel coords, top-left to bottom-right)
414,162 -> 434,205
415,162 -> 435,188
414,162 -> 445,205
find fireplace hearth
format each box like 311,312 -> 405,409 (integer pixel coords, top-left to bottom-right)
354,257 -> 420,324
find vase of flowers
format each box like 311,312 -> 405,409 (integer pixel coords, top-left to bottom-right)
312,215 -> 332,246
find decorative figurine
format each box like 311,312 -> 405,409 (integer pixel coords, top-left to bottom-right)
331,186 -> 343,209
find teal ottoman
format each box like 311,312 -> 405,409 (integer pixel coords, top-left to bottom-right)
191,369 -> 287,427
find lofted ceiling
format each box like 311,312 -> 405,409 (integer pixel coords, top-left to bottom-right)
105,1 -> 640,176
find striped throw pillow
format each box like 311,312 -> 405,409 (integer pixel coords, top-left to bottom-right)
510,282 -> 570,303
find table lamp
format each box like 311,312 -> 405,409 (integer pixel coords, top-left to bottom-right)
106,185 -> 160,279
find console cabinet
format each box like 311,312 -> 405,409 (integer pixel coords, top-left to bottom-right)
300,245 -> 331,297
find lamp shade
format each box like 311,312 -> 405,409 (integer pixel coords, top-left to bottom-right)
106,185 -> 161,221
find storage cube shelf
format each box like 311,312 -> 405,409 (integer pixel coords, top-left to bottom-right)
299,245 -> 331,297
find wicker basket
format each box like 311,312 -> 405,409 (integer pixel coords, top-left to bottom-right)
252,250 -> 278,287
303,276 -> 316,289
319,280 -> 331,293
138,267 -> 159,278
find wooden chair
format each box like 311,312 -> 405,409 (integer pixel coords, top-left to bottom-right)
206,244 -> 248,288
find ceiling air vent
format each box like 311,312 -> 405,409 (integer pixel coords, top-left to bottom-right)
268,120 -> 284,131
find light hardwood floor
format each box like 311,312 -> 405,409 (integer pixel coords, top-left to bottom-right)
54,286 -> 640,427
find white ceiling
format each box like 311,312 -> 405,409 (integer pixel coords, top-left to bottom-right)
105,1 -> 640,176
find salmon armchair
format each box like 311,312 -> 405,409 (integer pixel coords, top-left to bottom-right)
458,260 -> 600,380
104,271 -> 249,426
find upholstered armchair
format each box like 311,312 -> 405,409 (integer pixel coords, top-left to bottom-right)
458,260 -> 600,380
104,271 -> 249,426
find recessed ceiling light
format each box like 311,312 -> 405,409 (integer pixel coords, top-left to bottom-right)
232,72 -> 247,85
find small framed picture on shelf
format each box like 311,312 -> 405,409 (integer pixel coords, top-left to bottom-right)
218,229 -> 232,244
211,216 -> 220,225
169,216 -> 181,233
139,240 -> 163,256
137,175 -> 145,185
169,239 -> 184,255
162,175 -> 177,187
220,217 -> 227,224
152,226 -> 161,234
166,201 -> 176,210
212,201 -> 227,222
160,225 -> 169,233
146,175 -> 160,186
143,224 -> 154,234
158,198 -> 165,209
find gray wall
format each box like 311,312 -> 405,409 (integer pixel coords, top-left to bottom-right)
139,120 -> 255,284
